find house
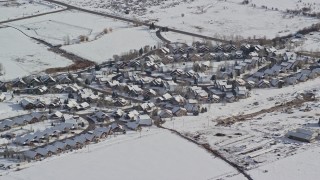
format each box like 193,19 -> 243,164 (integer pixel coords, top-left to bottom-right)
195,73 -> 212,85
235,86 -> 249,98
158,109 -> 173,119
235,51 -> 243,59
83,133 -> 96,143
225,93 -> 236,103
78,102 -> 90,110
270,78 -> 284,87
252,72 -> 265,79
23,115 -> 39,124
73,136 -> 86,147
137,114 -> 152,126
172,107 -> 187,116
171,95 -> 186,106
20,98 -> 34,110
164,81 -> 178,92
46,145 -> 59,155
110,123 -> 126,134
126,121 -> 140,130
1,119 -> 16,129
244,59 -> 257,69
207,87 -> 226,99
296,73 -> 308,82
286,76 -> 298,85
112,109 -> 124,118
235,79 -> 247,86
184,104 -> 199,113
114,98 -> 128,107
91,111 -> 110,122
36,148 -> 50,157
283,52 -> 297,61
138,102 -> 156,113
56,74 -> 72,84
258,80 -> 271,88
49,84 -> 64,94
210,94 -> 221,103
33,99 -> 46,108
65,139 -> 78,149
53,141 -> 67,152
12,77 -> 27,88
235,65 -> 245,75
286,128 -> 318,143
39,74 -> 56,85
14,117 -> 28,126
24,76 -> 42,87
33,86 -> 48,95
125,110 -> 140,121
162,93 -> 173,101
51,111 -> 63,119
31,112 -> 48,121
24,150 -> 41,160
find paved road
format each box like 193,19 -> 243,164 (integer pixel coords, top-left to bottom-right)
155,30 -> 171,43
0,9 -> 68,24
42,0 -> 229,43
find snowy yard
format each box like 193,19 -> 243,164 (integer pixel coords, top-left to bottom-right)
1,128 -> 243,180
0,27 -> 72,81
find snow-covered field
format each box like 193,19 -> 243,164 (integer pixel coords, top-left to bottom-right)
293,31 -> 320,52
162,77 -> 320,179
0,27 -> 72,81
247,147 -> 320,180
62,26 -> 161,63
6,10 -> 161,63
0,0 -> 64,22
55,0 -> 319,39
7,10 -> 131,45
1,128 -> 243,180
162,31 -> 208,45
230,0 -> 320,14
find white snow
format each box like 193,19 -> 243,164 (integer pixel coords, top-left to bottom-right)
55,0 -> 320,39
0,27 -> 72,81
248,147 -> 320,180
0,0 -> 64,22
62,26 -> 161,63
1,128 -> 242,180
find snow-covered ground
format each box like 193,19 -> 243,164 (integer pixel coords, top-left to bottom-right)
6,10 -> 162,63
162,77 -> 320,178
1,128 -> 243,180
62,26 -> 161,63
0,0 -> 64,22
247,146 -> 320,180
7,10 -> 131,46
0,27 -> 72,81
55,0 -> 319,39
162,31 -> 210,45
230,0 -> 320,14
293,31 -> 320,52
